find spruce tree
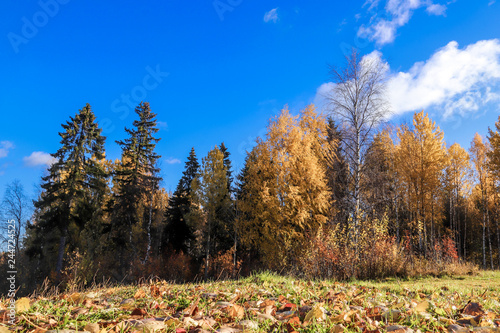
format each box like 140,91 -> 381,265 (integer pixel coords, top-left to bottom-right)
189,147 -> 230,278
326,118 -> 349,225
113,101 -> 162,265
219,142 -> 233,194
216,142 -> 235,252
32,103 -> 107,278
163,147 -> 200,254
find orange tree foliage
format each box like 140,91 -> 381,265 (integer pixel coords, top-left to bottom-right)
395,111 -> 448,252
237,105 -> 334,269
470,133 -> 494,268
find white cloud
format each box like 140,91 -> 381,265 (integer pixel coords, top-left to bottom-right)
264,8 -> 279,23
387,39 -> 500,118
426,3 -> 447,15
165,157 -> 181,165
358,0 -> 449,46
314,82 -> 336,112
0,141 -> 14,158
315,39 -> 500,120
489,0 -> 496,6
157,121 -> 168,129
314,51 -> 388,111
23,151 -> 57,167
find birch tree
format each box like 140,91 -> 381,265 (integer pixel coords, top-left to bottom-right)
327,49 -> 390,231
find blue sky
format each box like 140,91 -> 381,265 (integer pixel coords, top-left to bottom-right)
1,0 -> 500,200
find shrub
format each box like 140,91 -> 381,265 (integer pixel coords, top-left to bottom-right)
200,247 -> 242,280
300,214 -> 408,280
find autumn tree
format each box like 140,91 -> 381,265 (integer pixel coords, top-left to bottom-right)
445,143 -> 471,257
395,111 -> 448,254
327,49 -> 390,231
237,105 -> 332,269
487,116 -> 500,268
32,103 -> 108,278
470,133 -> 493,269
363,129 -> 396,222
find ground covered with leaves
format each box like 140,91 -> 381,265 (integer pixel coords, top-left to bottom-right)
1,271 -> 500,333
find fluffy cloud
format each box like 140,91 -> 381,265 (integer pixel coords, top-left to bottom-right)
23,151 -> 56,167
387,39 -> 500,118
358,0 -> 448,46
315,39 -> 500,120
157,121 -> 168,129
426,3 -> 447,15
165,157 -> 181,165
0,141 -> 14,158
264,8 -> 279,23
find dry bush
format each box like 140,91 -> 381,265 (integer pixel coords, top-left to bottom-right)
201,247 -> 242,280
60,251 -> 85,292
130,252 -> 194,282
408,236 -> 477,277
300,214 -> 409,280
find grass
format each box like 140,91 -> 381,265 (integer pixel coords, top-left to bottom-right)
1,270 -> 499,332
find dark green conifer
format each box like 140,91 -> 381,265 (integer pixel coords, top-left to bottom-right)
163,147 -> 200,254
32,103 -> 107,278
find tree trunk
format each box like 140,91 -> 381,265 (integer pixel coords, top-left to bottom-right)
233,234 -> 237,276
464,204 -> 467,259
496,202 -> 500,269
487,205 -> 494,269
56,226 -> 68,280
144,193 -> 153,264
482,193 -> 486,269
204,219 -> 211,280
395,194 -> 400,243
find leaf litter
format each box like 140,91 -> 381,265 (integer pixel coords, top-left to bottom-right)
0,274 -> 499,332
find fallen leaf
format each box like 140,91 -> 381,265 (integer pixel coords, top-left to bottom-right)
461,302 -> 485,316
223,304 -> 245,320
280,303 -> 297,311
304,303 -> 326,322
84,323 -> 100,333
150,285 -> 160,298
134,288 -> 147,299
15,297 -> 31,313
288,316 -> 301,328
120,298 -> 135,309
184,298 -> 200,317
415,301 -> 429,313
329,324 -> 345,333
216,327 -> 241,333
447,324 -> 469,333
131,308 -> 147,316
237,320 -> 259,330
68,292 -> 84,304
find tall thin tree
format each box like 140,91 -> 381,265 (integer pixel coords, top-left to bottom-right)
113,101 -> 162,265
327,49 -> 390,232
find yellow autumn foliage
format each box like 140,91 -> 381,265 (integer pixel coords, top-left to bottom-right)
237,105 -> 334,269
